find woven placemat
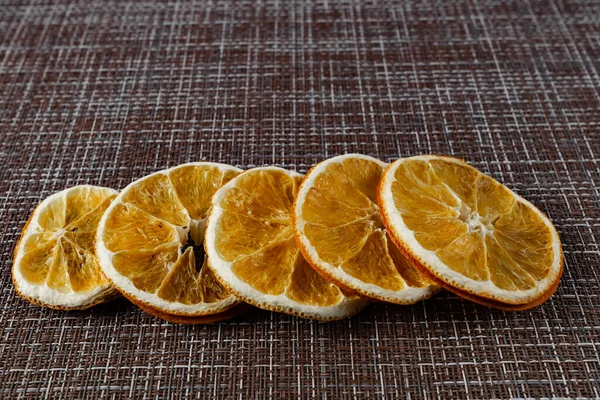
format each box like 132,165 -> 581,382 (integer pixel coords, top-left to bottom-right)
1,0 -> 599,398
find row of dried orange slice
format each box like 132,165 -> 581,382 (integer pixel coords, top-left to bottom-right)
12,154 -> 563,323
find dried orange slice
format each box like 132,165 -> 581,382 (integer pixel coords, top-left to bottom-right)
205,167 -> 368,321
96,162 -> 243,322
378,155 -> 563,308
12,185 -> 119,309
294,154 -> 438,304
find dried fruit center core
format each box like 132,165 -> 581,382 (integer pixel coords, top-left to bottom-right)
457,204 -> 494,236
182,232 -> 205,273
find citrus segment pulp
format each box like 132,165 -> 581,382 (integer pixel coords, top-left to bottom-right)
294,154 -> 438,305
13,185 -> 119,309
205,167 -> 367,321
96,162 -> 243,320
378,155 -> 563,307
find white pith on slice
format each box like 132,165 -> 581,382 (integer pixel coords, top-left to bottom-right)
378,155 -> 563,305
205,167 -> 368,321
13,185 -> 119,309
96,162 -> 242,317
294,154 -> 439,304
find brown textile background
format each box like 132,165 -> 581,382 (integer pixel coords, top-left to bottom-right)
1,0 -> 599,398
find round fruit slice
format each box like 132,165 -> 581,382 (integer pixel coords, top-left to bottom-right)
378,155 -> 563,308
294,154 -> 439,304
12,185 -> 120,310
96,162 -> 243,321
205,167 -> 368,321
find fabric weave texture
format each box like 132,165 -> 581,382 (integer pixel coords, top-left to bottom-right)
1,0 -> 599,398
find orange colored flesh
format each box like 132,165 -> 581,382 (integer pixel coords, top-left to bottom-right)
378,157 -> 564,309
387,158 -> 555,291
211,169 -> 352,311
13,187 -> 120,309
98,164 -> 242,317
382,204 -> 562,309
293,157 -> 437,305
412,258 -> 561,311
18,193 -> 116,292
